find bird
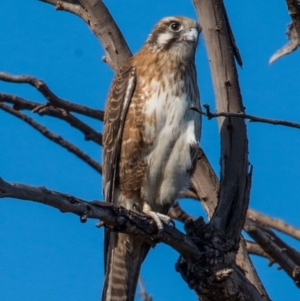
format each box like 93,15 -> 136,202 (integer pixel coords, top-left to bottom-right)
102,16 -> 202,301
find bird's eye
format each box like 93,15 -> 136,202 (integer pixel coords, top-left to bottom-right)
169,22 -> 182,32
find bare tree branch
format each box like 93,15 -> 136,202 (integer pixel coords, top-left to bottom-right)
188,148 -> 300,291
194,0 -> 249,243
245,240 -> 274,263
0,72 -> 104,120
248,208 -> 300,241
0,103 -> 102,173
245,218 -> 300,286
191,104 -> 300,130
0,177 -> 275,300
56,1 -> 89,20
40,0 -> 131,71
0,93 -> 102,145
184,0 -> 266,294
190,149 -> 270,301
0,177 -> 200,260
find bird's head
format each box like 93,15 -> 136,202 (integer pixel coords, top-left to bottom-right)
146,16 -> 201,54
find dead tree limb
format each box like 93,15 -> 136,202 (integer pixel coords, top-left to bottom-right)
189,148 -> 270,300
174,1 -> 267,299
0,177 -> 200,260
0,103 -> 102,173
191,104 -> 300,130
188,148 -> 300,290
245,219 -> 300,286
248,208 -> 300,241
40,0 -> 131,71
194,0 -> 249,240
0,93 -> 102,145
245,241 -> 274,263
0,72 -> 104,120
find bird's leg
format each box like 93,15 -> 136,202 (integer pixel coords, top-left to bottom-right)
143,203 -> 172,235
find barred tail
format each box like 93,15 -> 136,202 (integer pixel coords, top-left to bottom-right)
102,231 -> 149,301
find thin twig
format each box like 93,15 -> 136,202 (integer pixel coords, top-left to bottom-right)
0,93 -> 102,145
191,104 -> 300,130
248,208 -> 300,241
0,72 -> 104,120
0,103 -> 102,173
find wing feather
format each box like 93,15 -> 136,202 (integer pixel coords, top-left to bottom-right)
103,59 -> 136,204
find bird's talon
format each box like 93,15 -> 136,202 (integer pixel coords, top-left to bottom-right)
156,212 -> 172,225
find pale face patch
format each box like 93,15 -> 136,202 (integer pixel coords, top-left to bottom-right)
157,32 -> 173,46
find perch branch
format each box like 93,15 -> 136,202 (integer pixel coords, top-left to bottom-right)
0,93 -> 102,145
0,177 -> 273,301
0,103 -> 102,173
0,72 -> 104,120
0,178 -> 199,260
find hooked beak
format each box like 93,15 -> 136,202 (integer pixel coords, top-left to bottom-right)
179,27 -> 199,44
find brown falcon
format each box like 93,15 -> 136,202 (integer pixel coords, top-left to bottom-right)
102,16 -> 201,301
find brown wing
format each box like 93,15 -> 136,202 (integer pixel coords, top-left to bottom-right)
102,60 -> 150,301
102,59 -> 136,204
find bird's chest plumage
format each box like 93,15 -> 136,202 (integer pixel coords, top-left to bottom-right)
118,55 -> 200,211
139,73 -> 201,211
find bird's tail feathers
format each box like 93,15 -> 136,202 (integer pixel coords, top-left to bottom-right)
102,232 -> 149,301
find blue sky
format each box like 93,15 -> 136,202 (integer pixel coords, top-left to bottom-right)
1,1 -> 300,300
